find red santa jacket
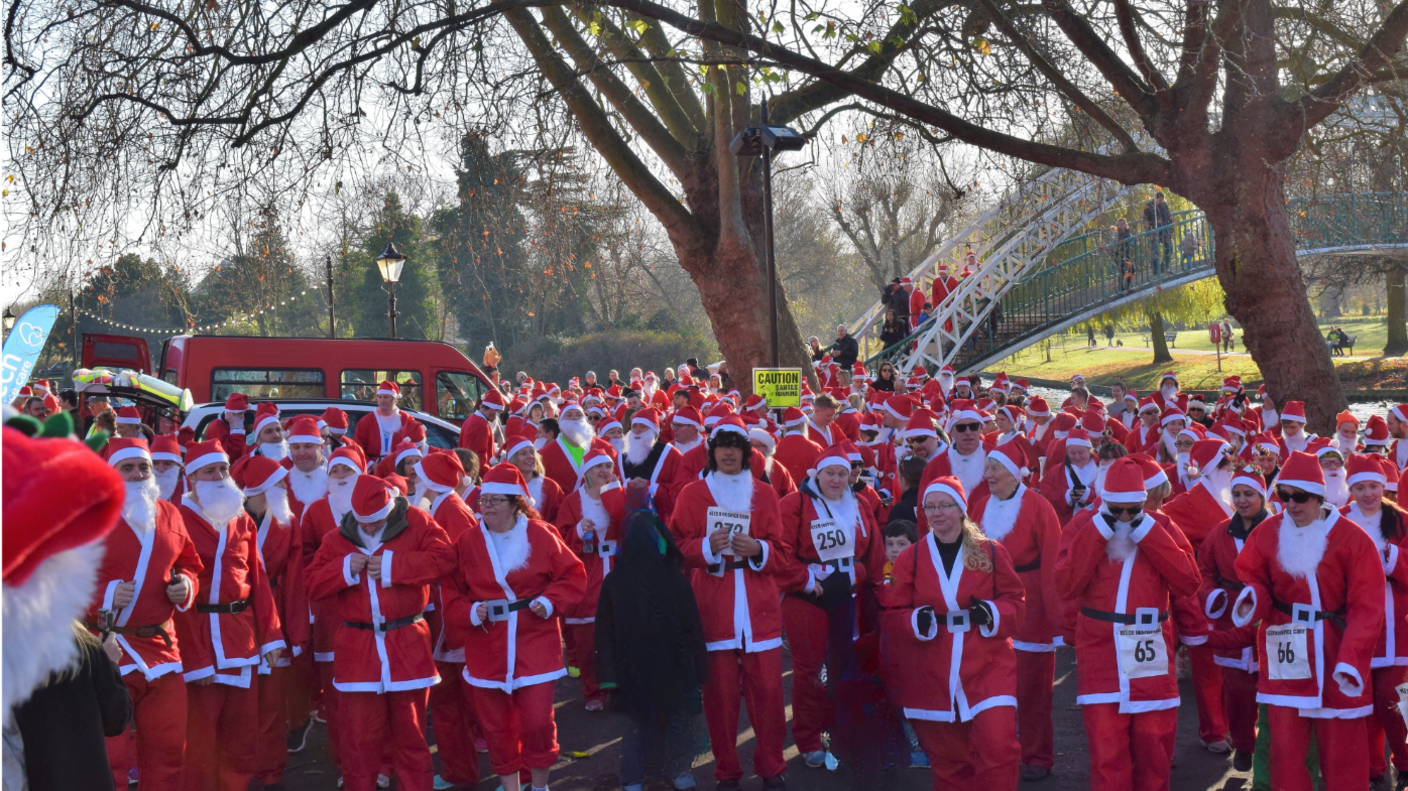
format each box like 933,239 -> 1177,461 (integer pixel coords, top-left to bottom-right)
968,485 -> 1062,651
1231,508 -> 1384,714
1197,513 -> 1263,672
205,420 -> 248,459
444,517 -> 587,692
175,496 -> 285,687
458,411 -> 496,466
918,447 -> 990,529
1162,480 -> 1232,552
763,457 -> 798,500
879,532 -> 1025,722
522,472 -> 565,525
1340,502 -> 1408,669
669,473 -> 789,652
1038,458 -> 1098,526
1123,423 -> 1160,455
539,436 -> 618,494
1054,507 -> 1200,712
426,491 -> 479,663
89,502 -> 203,680
773,433 -> 824,483
300,497 -> 345,662
554,483 -> 627,623
252,509 -> 309,669
618,442 -> 685,522
352,409 -> 416,461
306,501 -> 455,692
775,487 -> 879,596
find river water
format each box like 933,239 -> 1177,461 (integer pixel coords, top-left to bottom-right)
1019,385 -> 1389,425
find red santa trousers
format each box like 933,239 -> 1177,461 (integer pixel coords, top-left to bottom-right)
1014,650 -> 1055,770
703,648 -> 787,782
468,680 -> 559,777
319,662 -> 344,771
428,662 -> 479,786
910,706 -> 1019,791
564,623 -> 604,704
106,672 -> 187,791
1222,667 -> 1258,754
1368,666 -> 1408,777
1080,704 -> 1177,791
781,596 -> 858,754
256,666 -> 290,784
339,688 -> 432,791
1266,705 -> 1368,791
182,681 -> 259,791
286,652 -> 316,730
1188,644 -> 1229,743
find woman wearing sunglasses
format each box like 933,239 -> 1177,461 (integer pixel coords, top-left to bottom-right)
1053,457 -> 1200,790
881,475 -> 1025,789
1229,451 -> 1385,791
443,465 -> 587,791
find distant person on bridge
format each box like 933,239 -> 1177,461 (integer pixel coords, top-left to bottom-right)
879,310 -> 908,354
830,325 -> 859,370
931,264 -> 959,312
1181,229 -> 1200,269
1143,191 -> 1174,274
886,277 -> 911,327
907,278 -> 926,329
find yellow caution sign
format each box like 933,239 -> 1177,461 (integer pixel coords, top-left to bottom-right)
753,368 -> 802,408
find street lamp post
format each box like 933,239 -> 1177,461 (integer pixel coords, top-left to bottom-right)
2,307 -> 15,340
729,106 -> 806,367
375,242 -> 406,339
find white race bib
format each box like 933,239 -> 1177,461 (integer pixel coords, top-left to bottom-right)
1265,624 -> 1312,680
707,507 -> 751,557
810,518 -> 855,563
1115,624 -> 1168,679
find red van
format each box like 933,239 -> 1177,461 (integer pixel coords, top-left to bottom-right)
83,333 -> 495,425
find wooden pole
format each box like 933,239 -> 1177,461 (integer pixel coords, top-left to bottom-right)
326,254 -> 336,338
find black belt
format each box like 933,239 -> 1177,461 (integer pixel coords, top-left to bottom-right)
1216,575 -> 1245,592
485,598 -> 535,623
196,599 -> 249,615
343,613 -> 425,632
706,559 -> 752,574
84,620 -> 175,648
1013,558 -> 1041,573
797,555 -> 854,571
1080,605 -> 1169,625
1273,599 -> 1345,631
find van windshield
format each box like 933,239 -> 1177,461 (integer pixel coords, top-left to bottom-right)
436,371 -> 483,421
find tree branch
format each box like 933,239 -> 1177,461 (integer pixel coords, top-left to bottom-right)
1039,0 -> 1162,124
1112,0 -> 1170,97
630,12 -> 709,129
1295,0 -> 1408,128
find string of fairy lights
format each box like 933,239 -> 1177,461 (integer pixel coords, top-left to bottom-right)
72,290 -> 310,335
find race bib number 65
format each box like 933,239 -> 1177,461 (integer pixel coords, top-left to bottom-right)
1116,625 -> 1168,679
707,508 -> 751,556
1265,624 -> 1312,680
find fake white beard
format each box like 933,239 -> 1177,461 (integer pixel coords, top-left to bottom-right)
288,465 -> 329,506
559,417 -> 594,448
1203,466 -> 1234,506
608,436 -> 625,453
981,485 -> 1024,542
533,437 -> 548,451
762,452 -> 776,477
705,469 -> 755,513
122,476 -> 162,534
327,474 -> 359,522
1162,432 -> 1179,460
154,466 -> 181,501
1277,514 -> 1332,578
1161,384 -> 1178,400
1324,468 -> 1349,508
674,434 -> 702,454
1283,429 -> 1307,451
949,447 -> 987,499
487,514 -> 532,572
265,485 -> 294,525
625,430 -> 657,466
1334,431 -> 1358,451
642,381 -> 657,400
1263,408 -> 1279,425
819,488 -> 859,538
194,477 -> 244,525
259,440 -> 289,462
1105,517 -> 1138,562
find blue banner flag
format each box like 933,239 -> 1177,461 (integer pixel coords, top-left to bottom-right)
0,305 -> 62,406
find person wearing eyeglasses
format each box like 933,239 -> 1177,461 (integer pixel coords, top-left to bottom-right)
1053,457 -> 1200,790
1230,451 -> 1385,791
880,475 -> 1024,789
443,465 -> 587,791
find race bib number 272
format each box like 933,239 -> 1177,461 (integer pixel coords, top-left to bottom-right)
707,508 -> 751,556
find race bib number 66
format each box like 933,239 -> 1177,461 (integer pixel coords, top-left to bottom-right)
1265,624 -> 1312,680
707,508 -> 751,556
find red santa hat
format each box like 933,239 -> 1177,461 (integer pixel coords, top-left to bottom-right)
251,402 -> 281,438
224,393 -> 250,412
1159,372 -> 1177,385
286,417 -> 322,445
631,408 -> 661,433
150,434 -> 183,464
1218,418 -> 1248,438
597,418 -> 622,435
1231,465 -> 1267,497
239,456 -> 289,496
1346,453 -> 1388,486
1222,377 -> 1242,393
781,407 -> 807,429
1025,397 -> 1050,418
1189,439 -> 1230,475
703,403 -> 733,428
185,439 -> 230,474
503,435 -> 537,462
351,475 -> 397,523
1381,457 -> 1400,492
1160,406 -> 1187,427
744,394 -> 766,411
1253,433 -> 1281,456
1364,415 -> 1391,446
1129,453 -> 1169,490
377,380 -> 401,398
579,448 -> 614,477
1279,401 -> 1307,423
1012,378 -> 1029,393
671,406 -> 704,431
481,464 -> 529,499
176,427 -> 195,452
104,436 -> 151,467
114,406 -> 142,426
939,364 -> 955,376
1186,394 -> 1207,411
883,394 -> 915,421
31,379 -> 50,395
1080,411 -> 1106,434
392,438 -> 424,470
988,440 -> 1027,480
922,475 -> 968,511
712,415 -> 749,438
1277,451 -> 1326,497
1065,428 -> 1092,449
416,451 -> 465,494
16,385 -> 30,397
851,362 -> 868,380
748,427 -> 777,451
953,375 -> 971,388
328,446 -> 366,475
904,411 -> 938,440
900,276 -> 913,286
813,445 -> 852,475
321,407 -> 349,434
1124,390 -> 1139,404
1101,457 -> 1148,504
1138,396 -> 1160,415
481,388 -> 506,411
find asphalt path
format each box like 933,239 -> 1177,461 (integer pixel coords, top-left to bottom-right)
278,647 -> 1256,791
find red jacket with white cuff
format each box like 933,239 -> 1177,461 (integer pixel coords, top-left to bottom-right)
668,474 -> 789,652
304,500 -> 456,693
1054,508 -> 1201,713
443,516 -> 586,692
175,497 -> 285,687
968,484 -> 1063,652
252,510 -> 309,670
1340,502 -> 1408,669
1197,514 -> 1263,672
880,533 -> 1025,723
1231,509 -> 1385,717
775,487 -> 878,597
554,484 -> 627,625
88,502 -> 203,681
426,491 -> 479,663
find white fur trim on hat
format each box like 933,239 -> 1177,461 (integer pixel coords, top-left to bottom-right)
504,438 -> 535,461
328,457 -> 361,474
107,446 -> 152,466
481,480 -> 528,498
115,414 -> 141,426
631,416 -> 660,432
377,387 -> 398,397
1347,469 -> 1388,487
395,445 -> 423,469
987,448 -> 1023,480
243,465 -> 289,497
748,428 -> 776,450
353,491 -> 396,524
186,451 -> 229,473
1100,485 -> 1148,505
150,451 -> 183,464
1276,478 -> 1326,498
287,432 -> 322,445
713,423 -> 749,438
414,460 -> 454,494
922,481 -> 967,511
1065,436 -> 1092,449
815,454 -> 850,473
1231,472 -> 1266,496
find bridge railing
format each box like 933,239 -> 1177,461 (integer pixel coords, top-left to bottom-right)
1288,193 -> 1408,250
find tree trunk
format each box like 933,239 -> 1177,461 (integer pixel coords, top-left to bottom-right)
1147,311 -> 1173,365
1386,266 -> 1408,357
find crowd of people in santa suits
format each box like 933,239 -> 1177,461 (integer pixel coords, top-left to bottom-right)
77,355 -> 1408,791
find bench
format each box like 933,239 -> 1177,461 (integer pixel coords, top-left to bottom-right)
1329,334 -> 1356,356
1143,332 -> 1179,347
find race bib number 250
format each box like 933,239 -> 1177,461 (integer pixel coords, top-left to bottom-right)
810,518 -> 855,563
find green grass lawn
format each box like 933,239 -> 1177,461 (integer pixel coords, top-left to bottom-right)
1107,314 -> 1395,355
